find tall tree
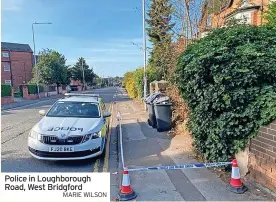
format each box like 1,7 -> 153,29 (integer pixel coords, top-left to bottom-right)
34,49 -> 69,93
69,57 -> 96,86
146,0 -> 175,77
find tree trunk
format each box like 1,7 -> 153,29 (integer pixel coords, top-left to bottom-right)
183,0 -> 193,38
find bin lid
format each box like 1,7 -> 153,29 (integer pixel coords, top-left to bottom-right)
143,94 -> 151,102
146,92 -> 161,103
153,96 -> 170,104
154,102 -> 172,106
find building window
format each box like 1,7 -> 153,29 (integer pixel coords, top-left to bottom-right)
5,80 -> 12,85
3,65 -> 10,71
2,52 -> 9,57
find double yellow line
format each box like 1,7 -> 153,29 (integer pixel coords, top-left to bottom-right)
93,102 -> 114,172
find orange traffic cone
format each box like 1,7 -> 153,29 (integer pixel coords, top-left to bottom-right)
118,169 -> 137,201
227,159 -> 248,194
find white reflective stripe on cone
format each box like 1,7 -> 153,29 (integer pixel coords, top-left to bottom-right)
231,167 -> 241,179
117,112 -> 121,120
122,174 -> 130,186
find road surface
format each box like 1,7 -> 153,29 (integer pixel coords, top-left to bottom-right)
1,87 -> 119,172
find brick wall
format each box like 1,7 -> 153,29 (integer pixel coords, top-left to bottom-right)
39,92 -> 47,98
248,120 -> 276,192
1,96 -> 14,105
1,88 -> 14,105
251,10 -> 258,25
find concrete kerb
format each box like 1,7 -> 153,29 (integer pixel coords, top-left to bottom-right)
116,105 -> 137,201
116,104 -> 124,201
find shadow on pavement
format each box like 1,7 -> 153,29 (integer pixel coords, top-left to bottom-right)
120,121 -> 172,169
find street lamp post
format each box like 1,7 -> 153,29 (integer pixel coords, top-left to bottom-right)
32,22 -> 52,97
81,59 -> 86,90
142,0 -> 147,108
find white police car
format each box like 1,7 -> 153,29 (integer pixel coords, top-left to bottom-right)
28,93 -> 111,160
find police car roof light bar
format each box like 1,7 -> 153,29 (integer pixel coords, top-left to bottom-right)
64,93 -> 99,97
64,93 -> 100,100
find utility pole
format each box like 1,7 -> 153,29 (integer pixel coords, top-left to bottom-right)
142,0 -> 147,108
81,58 -> 86,90
32,22 -> 52,97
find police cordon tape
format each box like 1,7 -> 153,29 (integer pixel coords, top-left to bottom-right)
116,111 -> 231,172
116,109 -> 248,201
125,162 -> 231,172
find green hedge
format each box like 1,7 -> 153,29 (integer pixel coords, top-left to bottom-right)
27,84 -> 44,94
123,66 -> 161,99
38,85 -> 44,93
175,25 -> 276,161
27,84 -> 37,94
134,68 -> 144,98
1,85 -> 12,97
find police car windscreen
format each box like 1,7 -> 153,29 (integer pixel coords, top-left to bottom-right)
46,101 -> 100,118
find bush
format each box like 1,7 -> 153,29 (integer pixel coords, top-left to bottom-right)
123,72 -> 137,98
133,68 -> 144,98
1,85 -> 12,97
39,85 -> 44,93
27,84 -> 37,94
175,25 -> 276,161
14,89 -> 23,98
27,84 -> 44,94
123,66 -> 162,99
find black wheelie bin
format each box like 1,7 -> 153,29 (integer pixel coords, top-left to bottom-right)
146,93 -> 161,128
153,96 -> 172,132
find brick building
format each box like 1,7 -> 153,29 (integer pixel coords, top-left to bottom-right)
1,42 -> 34,89
198,0 -> 275,38
211,0 -> 272,28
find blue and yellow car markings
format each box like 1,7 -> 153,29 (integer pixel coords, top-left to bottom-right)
93,102 -> 113,172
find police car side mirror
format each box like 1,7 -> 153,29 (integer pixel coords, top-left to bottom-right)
103,112 -> 111,118
39,110 -> 46,116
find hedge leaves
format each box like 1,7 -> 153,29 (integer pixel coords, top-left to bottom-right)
175,25 -> 276,161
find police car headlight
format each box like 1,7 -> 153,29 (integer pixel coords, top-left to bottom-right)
82,131 -> 101,143
29,130 -> 42,141
91,131 -> 101,139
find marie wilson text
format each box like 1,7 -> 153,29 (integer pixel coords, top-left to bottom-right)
63,191 -> 108,198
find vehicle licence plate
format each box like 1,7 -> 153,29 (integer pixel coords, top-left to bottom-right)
49,146 -> 74,152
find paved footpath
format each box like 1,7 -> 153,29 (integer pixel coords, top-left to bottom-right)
115,88 -> 271,201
